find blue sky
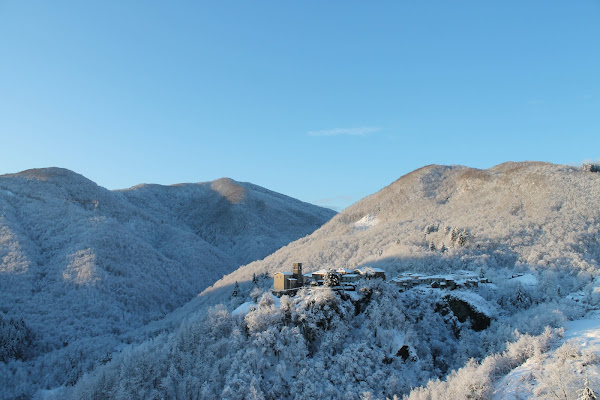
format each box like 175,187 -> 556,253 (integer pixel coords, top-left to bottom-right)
1,1 -> 598,210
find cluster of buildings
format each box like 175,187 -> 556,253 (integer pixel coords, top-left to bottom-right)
273,264 -> 489,293
391,270 -> 488,291
273,263 -> 386,292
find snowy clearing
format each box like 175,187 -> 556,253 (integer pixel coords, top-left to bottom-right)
493,318 -> 600,400
509,273 -> 538,286
354,213 -> 378,230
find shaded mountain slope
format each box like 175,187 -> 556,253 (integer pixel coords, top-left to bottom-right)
120,177 -> 334,266
0,168 -> 335,393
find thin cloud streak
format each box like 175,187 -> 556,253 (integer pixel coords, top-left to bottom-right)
315,195 -> 354,205
307,126 -> 381,137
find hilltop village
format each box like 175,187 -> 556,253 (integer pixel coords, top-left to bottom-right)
273,263 -> 385,293
273,263 -> 490,294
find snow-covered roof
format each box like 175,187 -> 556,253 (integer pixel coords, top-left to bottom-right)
337,268 -> 356,274
509,273 -> 538,286
312,269 -> 328,275
391,277 -> 414,283
275,271 -> 294,276
342,274 -> 358,278
455,270 -> 478,277
232,302 -> 257,316
423,275 -> 447,280
358,267 -> 385,274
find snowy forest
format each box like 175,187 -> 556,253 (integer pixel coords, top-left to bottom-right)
67,275 -> 594,399
3,162 -> 600,399
0,168 -> 334,399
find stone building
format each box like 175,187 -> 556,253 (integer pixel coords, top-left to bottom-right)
273,263 -> 387,292
273,262 -> 304,291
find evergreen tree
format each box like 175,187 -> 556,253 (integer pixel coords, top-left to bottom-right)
231,282 -> 240,298
457,231 -> 468,247
0,315 -> 33,362
578,378 -> 598,400
450,227 -> 459,243
324,270 -> 341,287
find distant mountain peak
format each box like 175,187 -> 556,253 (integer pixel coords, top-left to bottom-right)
0,167 -> 335,397
3,167 -> 89,182
203,160 -> 600,300
211,177 -> 246,204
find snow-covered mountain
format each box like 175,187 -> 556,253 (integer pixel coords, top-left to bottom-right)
62,161 -> 600,400
120,177 -> 333,267
0,168 -> 335,396
204,161 -> 600,300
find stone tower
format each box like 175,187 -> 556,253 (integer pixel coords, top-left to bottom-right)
293,262 -> 304,286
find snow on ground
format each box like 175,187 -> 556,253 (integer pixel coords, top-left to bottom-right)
492,359 -> 537,400
391,331 -> 406,356
563,319 -> 600,349
510,273 -> 538,286
354,213 -> 378,230
233,293 -> 285,316
232,301 -> 257,316
271,294 -> 281,308
492,318 -> 600,399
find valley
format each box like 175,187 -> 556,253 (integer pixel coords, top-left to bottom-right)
3,161 -> 600,399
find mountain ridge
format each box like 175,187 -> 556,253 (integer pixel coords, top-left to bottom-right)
63,161 -> 600,400
0,167 -> 335,395
200,161 -> 600,302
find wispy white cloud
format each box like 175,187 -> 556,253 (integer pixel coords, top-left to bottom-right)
307,126 -> 381,137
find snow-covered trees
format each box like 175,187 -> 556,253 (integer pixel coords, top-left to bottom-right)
408,327 -> 562,400
0,168 -> 335,397
323,269 -> 341,287
231,282 -> 240,298
0,314 -> 33,362
581,163 -> 600,173
534,341 -> 600,400
8,161 -> 600,398
578,377 -> 599,400
68,276 -> 585,400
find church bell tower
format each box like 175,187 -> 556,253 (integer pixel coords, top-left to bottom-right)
293,262 -> 304,286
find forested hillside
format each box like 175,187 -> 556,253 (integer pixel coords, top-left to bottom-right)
0,168 -> 335,398
66,162 -> 600,400
205,162 -> 600,302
